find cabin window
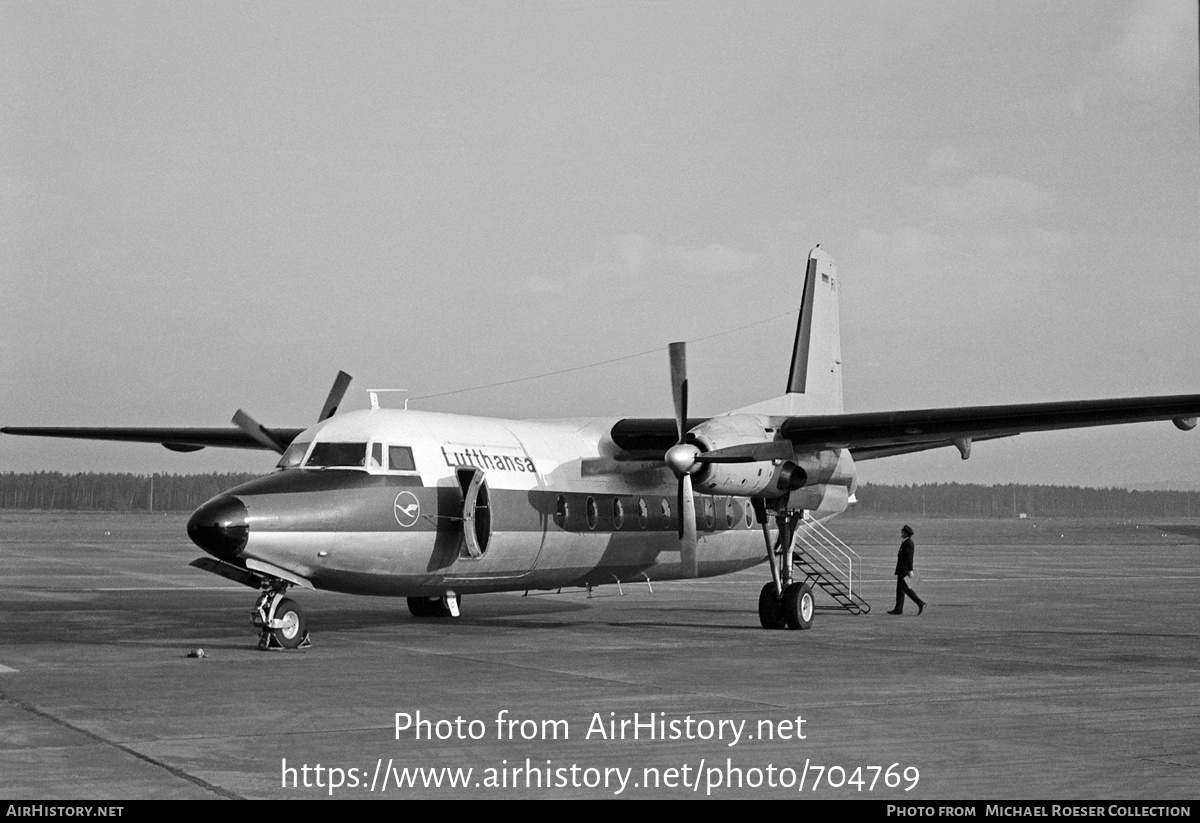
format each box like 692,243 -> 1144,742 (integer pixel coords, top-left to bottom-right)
554,495 -> 568,529
660,498 -> 671,524
726,498 -> 736,528
744,501 -> 754,528
702,496 -> 715,529
389,446 -> 416,471
276,441 -> 310,470
586,497 -> 598,530
305,442 -> 367,468
638,498 -> 648,529
612,498 -> 625,529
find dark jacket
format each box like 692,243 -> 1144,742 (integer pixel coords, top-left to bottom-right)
894,537 -> 915,577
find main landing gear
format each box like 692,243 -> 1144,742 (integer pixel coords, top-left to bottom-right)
407,592 -> 461,618
759,581 -> 815,630
755,505 -> 815,631
253,581 -> 311,650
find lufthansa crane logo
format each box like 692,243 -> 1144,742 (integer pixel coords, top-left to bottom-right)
394,491 -> 420,528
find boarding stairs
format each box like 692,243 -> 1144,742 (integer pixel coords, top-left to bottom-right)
790,514 -> 870,615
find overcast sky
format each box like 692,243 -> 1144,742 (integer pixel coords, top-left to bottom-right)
3,1 -> 1198,487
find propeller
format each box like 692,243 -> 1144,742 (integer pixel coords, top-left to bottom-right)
232,408 -> 288,454
317,371 -> 353,422
666,342 -> 699,578
232,371 -> 353,455
662,345 -> 800,577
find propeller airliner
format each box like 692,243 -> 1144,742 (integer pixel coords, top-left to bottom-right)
6,247 -> 1200,649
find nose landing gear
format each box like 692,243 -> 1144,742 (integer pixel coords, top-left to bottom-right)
253,582 -> 311,650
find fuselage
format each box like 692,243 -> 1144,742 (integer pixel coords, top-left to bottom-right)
189,407 -> 772,596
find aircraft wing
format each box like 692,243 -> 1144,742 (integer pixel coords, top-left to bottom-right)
610,394 -> 1200,460
0,426 -> 306,453
2,371 -> 346,455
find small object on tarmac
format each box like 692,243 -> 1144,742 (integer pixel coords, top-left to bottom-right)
187,648 -> 206,659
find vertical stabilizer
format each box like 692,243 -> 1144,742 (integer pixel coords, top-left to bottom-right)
732,246 -> 843,416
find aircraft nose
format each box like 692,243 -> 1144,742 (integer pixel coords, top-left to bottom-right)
187,495 -> 249,559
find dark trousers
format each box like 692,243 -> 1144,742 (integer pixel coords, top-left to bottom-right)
894,575 -> 924,613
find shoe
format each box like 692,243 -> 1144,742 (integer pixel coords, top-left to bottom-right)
886,609 -> 902,615
918,602 -> 925,615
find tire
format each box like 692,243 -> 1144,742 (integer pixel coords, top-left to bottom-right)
407,596 -> 436,617
783,582 -> 815,630
272,598 -> 306,649
758,583 -> 787,630
408,596 -> 453,617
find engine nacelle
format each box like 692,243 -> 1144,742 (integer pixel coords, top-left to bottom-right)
685,415 -> 857,502
783,448 -> 857,513
694,458 -> 793,498
686,415 -> 786,497
785,482 -> 852,515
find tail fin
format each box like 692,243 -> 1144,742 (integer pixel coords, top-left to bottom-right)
732,246 -> 843,416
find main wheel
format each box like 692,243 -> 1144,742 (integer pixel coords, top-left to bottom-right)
408,596 -> 455,617
408,596 -> 438,617
758,583 -> 787,630
272,598 -> 307,649
783,582 -> 815,630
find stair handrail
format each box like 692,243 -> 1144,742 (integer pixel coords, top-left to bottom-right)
793,513 -> 864,604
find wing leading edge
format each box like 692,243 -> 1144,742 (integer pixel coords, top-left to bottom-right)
610,393 -> 1200,460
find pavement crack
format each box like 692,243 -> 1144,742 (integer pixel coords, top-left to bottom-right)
0,692 -> 243,800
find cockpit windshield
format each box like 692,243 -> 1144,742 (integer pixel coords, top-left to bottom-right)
276,441 -> 311,470
305,442 -> 369,468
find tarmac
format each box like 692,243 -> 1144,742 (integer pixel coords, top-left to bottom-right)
1,510 -> 1197,800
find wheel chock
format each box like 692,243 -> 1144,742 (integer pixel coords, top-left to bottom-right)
256,630 -> 312,651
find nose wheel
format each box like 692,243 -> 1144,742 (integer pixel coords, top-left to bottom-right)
253,584 -> 311,650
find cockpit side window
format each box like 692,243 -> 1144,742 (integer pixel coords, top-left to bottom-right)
276,440 -> 311,470
389,446 -> 416,471
305,442 -> 368,468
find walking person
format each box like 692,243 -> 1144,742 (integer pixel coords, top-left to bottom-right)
888,524 -> 926,615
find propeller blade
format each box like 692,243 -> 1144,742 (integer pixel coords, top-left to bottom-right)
665,341 -> 698,576
317,371 -> 353,421
679,473 -> 698,578
694,440 -> 794,463
232,409 -> 288,454
669,342 -> 687,443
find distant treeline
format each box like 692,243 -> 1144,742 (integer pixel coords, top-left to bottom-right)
855,482 -> 1200,518
0,472 -> 260,511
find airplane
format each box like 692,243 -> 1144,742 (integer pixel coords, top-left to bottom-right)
6,246 -> 1200,650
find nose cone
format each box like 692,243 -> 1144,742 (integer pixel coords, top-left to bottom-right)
187,495 -> 249,559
